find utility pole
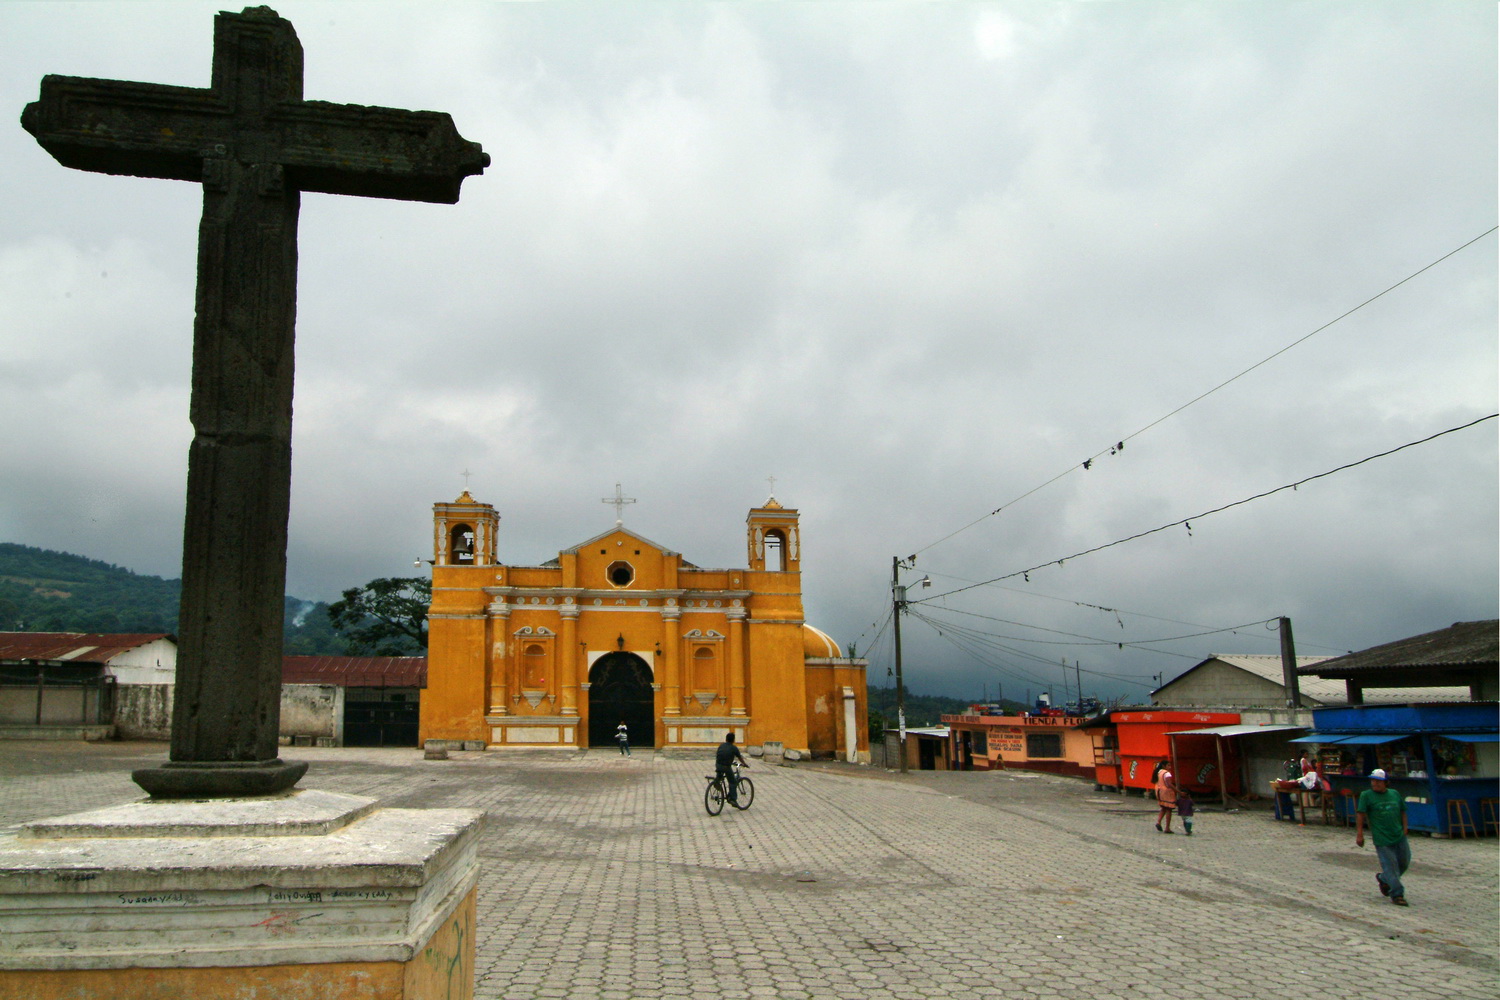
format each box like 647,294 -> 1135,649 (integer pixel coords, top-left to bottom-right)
889,556 -> 930,774
1279,616 -> 1301,709
891,556 -> 907,774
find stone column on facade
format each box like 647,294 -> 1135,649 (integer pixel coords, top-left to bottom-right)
843,685 -> 858,762
727,605 -> 748,717
487,600 -> 510,715
558,602 -> 580,716
661,600 -> 682,717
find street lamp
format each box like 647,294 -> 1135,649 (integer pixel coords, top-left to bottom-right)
890,557 -> 930,774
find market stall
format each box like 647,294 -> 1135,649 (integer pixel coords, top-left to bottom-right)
1165,723 -> 1306,810
1292,702 -> 1498,835
1097,710 -> 1242,794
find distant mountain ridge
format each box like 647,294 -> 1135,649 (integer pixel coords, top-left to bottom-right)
865,686 -> 1025,728
0,542 -> 343,654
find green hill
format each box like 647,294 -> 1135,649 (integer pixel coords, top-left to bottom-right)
865,686 -> 1028,731
0,542 -> 343,654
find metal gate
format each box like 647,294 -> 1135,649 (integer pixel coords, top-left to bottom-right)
343,687 -> 419,747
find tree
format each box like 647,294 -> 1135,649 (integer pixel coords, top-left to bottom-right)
327,577 -> 430,655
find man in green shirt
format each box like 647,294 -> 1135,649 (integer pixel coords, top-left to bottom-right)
1355,768 -> 1410,906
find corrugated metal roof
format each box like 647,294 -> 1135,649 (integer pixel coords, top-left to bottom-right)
1201,654 -> 1343,702
281,655 -> 426,687
1297,620 -> 1498,676
1176,655 -> 1466,704
0,631 -> 173,664
1165,724 -> 1305,738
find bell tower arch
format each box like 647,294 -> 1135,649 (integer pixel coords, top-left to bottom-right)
747,493 -> 799,573
432,491 -> 499,567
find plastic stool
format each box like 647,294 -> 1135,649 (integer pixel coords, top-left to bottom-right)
1446,799 -> 1477,838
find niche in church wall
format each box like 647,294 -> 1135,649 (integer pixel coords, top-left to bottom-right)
684,629 -> 724,713
513,626 -> 555,711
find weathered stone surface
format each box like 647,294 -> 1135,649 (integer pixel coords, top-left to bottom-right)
132,758 -> 309,798
21,7 -> 486,797
20,789 -> 375,840
0,798 -> 484,970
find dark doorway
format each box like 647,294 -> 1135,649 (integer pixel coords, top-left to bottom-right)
588,652 -> 655,749
344,687 -> 420,747
918,738 -> 936,771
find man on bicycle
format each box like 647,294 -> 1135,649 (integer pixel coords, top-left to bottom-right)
716,732 -> 747,804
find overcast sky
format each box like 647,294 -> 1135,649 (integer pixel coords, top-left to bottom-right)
3,1 -> 1495,704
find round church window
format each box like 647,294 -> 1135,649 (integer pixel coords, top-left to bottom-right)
606,561 -> 634,587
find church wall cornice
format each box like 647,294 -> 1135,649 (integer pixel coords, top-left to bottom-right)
482,586 -> 751,604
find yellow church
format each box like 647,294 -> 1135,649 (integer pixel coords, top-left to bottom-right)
418,491 -> 870,760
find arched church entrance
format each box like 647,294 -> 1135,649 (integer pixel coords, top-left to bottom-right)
587,652 -> 655,749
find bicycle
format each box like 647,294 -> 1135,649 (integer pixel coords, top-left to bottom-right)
704,761 -> 754,815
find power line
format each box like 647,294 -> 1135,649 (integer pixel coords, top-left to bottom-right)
919,412 -> 1499,604
913,604 -> 1278,650
919,570 -> 1292,638
851,604 -> 894,660
917,573 -> 1363,655
909,610 -> 1162,688
912,227 -> 1499,558
911,608 -> 1202,667
908,615 -> 1063,690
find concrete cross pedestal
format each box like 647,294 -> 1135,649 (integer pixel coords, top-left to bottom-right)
0,791 -> 485,999
21,5 -> 487,799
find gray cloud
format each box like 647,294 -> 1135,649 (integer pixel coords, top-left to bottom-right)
2,1 -> 1494,702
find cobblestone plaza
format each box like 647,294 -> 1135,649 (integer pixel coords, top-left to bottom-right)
1,741 -> 1494,999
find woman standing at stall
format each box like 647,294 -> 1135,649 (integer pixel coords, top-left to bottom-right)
1154,760 -> 1178,833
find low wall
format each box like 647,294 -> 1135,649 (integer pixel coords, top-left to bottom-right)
280,683 -> 343,744
115,684 -> 172,740
0,724 -> 114,741
2,683 -> 345,745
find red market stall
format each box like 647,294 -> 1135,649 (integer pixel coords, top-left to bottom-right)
1104,710 -> 1241,794
1166,723 -> 1306,809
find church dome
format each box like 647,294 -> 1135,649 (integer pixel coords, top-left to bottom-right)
803,624 -> 842,658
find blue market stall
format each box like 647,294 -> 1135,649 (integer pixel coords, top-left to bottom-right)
1293,702 -> 1498,835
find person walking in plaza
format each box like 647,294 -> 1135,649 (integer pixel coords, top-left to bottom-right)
1176,788 -> 1195,836
1355,768 -> 1410,906
615,721 -> 631,756
716,732 -> 747,805
1154,760 -> 1177,833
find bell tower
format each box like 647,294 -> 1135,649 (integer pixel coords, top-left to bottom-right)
747,492 -> 800,573
432,491 -> 499,567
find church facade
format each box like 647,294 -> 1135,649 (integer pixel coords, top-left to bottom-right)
418,492 -> 869,760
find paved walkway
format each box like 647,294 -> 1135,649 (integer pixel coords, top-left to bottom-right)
1,741 -> 1495,999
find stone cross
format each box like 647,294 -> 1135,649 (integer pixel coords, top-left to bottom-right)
22,7 -> 487,797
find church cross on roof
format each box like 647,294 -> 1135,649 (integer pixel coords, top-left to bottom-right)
602,482 -> 637,526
